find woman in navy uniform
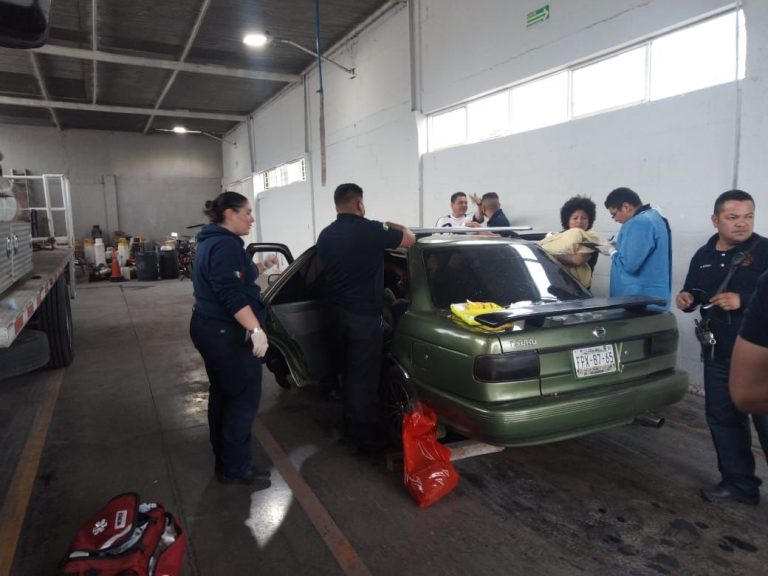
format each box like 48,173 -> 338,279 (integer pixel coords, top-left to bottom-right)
190,191 -> 273,487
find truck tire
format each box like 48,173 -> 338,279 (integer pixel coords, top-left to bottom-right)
0,329 -> 50,381
35,275 -> 75,368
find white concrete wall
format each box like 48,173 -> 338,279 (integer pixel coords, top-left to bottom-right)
254,83 -> 314,256
252,84 -> 307,172
223,4 -> 419,259
0,126 -> 222,243
305,6 -> 419,232
223,0 -> 768,391
222,122 -> 252,183
417,0 -> 768,391
418,0 -> 733,112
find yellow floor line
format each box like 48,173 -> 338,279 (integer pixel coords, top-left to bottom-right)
0,369 -> 63,576
252,418 -> 373,576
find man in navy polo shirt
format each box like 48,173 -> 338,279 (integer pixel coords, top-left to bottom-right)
470,192 -> 514,237
676,189 -> 768,506
730,270 -> 768,413
317,183 -> 415,452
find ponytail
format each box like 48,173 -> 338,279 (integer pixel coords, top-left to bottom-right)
203,191 -> 248,223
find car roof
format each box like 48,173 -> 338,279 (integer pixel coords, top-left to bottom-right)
385,235 -> 534,258
417,235 -> 529,246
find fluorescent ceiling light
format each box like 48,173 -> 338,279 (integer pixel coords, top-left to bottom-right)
243,32 -> 272,48
172,126 -> 187,134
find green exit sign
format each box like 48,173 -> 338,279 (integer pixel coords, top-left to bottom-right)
527,5 -> 550,27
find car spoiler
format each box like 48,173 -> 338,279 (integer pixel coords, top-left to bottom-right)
473,295 -> 668,328
413,226 -> 532,238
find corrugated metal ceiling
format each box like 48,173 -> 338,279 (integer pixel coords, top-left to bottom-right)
0,0 -> 394,134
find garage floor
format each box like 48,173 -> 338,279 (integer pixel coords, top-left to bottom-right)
2,279 -> 767,575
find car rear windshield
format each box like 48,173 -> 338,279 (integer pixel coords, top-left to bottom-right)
424,243 -> 590,309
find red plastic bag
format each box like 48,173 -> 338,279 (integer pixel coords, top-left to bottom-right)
402,402 -> 459,507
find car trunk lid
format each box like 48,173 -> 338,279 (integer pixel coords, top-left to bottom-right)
492,297 -> 678,396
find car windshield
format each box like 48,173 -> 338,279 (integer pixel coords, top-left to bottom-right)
424,243 -> 590,309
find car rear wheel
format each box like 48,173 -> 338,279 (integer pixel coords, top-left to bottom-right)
380,364 -> 417,447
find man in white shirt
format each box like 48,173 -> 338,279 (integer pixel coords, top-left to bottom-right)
435,192 -> 474,228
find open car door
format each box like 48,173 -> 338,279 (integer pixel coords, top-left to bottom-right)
247,244 -> 339,388
246,242 -> 293,291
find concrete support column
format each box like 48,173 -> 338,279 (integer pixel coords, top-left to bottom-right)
103,175 -> 119,241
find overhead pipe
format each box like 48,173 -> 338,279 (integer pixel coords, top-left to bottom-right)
251,0 -> 404,117
278,38 -> 354,77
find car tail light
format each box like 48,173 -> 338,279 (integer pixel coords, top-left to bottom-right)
474,352 -> 540,382
648,330 -> 678,356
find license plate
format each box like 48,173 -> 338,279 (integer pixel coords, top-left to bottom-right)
572,344 -> 617,378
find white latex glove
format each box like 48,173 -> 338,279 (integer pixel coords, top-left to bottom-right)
250,329 -> 269,358
596,242 -> 617,256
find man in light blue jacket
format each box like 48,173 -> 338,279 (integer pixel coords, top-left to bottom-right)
601,187 -> 672,310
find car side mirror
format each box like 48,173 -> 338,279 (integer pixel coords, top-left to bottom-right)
267,273 -> 281,286
0,0 -> 52,48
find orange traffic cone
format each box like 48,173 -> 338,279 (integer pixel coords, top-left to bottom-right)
109,247 -> 124,282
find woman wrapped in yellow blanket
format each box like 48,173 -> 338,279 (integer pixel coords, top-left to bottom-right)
539,195 -> 600,289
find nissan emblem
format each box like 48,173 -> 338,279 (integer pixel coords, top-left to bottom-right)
593,326 -> 607,338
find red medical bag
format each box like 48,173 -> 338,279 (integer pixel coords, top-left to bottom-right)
60,492 -> 186,576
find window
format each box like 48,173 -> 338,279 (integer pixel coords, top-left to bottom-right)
430,107 -> 467,150
427,8 -> 746,152
467,92 -> 510,142
572,46 -> 647,117
424,244 -> 588,310
256,157 -> 306,191
650,10 -> 746,101
511,72 -> 568,134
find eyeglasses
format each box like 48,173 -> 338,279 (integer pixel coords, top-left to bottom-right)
608,206 -> 622,219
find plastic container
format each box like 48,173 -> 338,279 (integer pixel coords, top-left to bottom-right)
83,238 -> 95,264
91,225 -> 103,239
136,252 -> 159,281
117,238 -> 131,266
93,238 -> 107,267
159,250 -> 179,279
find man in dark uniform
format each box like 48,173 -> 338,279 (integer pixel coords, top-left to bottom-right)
676,189 -> 768,505
317,183 -> 415,452
730,270 -> 768,413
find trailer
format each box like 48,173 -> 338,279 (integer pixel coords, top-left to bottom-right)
0,174 -> 75,381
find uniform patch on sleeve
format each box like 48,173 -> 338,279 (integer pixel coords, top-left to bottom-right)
233,270 -> 243,279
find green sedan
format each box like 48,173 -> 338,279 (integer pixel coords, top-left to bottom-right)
250,235 -> 688,447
